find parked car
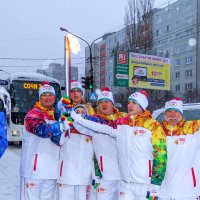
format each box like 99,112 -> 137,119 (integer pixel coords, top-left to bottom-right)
152,103 -> 200,122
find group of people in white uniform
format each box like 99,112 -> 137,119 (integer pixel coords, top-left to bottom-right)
19,80 -> 200,200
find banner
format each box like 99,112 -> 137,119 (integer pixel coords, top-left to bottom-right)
129,53 -> 170,90
114,51 -> 170,90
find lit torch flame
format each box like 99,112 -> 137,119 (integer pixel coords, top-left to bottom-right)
67,33 -> 81,54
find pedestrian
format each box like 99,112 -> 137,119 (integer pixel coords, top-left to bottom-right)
159,98 -> 200,200
0,98 -> 8,158
57,80 -> 96,200
69,80 -> 95,115
70,87 -> 127,200
57,104 -> 94,200
71,91 -> 167,200
20,82 -> 69,200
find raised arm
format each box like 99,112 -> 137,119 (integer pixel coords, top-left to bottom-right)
70,111 -> 117,137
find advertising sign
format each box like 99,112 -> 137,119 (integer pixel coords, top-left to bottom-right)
114,51 -> 129,87
129,53 -> 170,90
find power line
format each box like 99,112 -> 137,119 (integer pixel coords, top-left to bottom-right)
0,57 -> 85,61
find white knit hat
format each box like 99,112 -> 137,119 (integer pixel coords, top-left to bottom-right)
165,97 -> 183,115
39,82 -> 55,97
97,87 -> 114,104
70,80 -> 83,92
128,91 -> 148,110
74,104 -> 88,114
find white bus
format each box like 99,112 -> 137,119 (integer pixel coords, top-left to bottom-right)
5,72 -> 61,144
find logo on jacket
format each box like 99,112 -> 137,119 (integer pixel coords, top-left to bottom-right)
134,129 -> 146,135
26,182 -> 37,189
175,136 -> 186,145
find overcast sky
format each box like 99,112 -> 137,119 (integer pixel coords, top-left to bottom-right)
0,0 -> 177,79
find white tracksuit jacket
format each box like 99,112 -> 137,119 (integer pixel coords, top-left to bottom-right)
73,123 -> 121,181
73,111 -> 167,186
20,128 -> 60,179
160,121 -> 200,199
57,127 -> 94,185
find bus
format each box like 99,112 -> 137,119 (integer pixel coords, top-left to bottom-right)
5,72 -> 61,144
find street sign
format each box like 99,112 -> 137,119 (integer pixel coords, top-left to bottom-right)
89,92 -> 97,101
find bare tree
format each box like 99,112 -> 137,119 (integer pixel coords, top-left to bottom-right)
124,0 -> 154,53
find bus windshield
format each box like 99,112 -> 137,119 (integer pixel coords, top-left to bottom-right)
11,80 -> 61,125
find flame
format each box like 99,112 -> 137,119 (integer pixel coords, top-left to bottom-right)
67,33 -> 81,54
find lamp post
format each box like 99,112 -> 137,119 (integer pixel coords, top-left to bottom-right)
60,27 -> 102,92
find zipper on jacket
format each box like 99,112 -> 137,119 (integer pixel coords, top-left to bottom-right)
100,156 -> 103,172
60,160 -> 63,177
191,167 -> 196,187
33,154 -> 38,171
148,160 -> 152,177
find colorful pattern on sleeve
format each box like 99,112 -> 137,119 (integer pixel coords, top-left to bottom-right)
144,116 -> 167,186
25,102 -> 62,146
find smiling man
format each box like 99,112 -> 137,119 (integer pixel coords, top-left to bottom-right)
159,98 -> 200,200
70,90 -> 167,200
20,82 -> 69,200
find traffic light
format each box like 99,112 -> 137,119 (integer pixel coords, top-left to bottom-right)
81,76 -> 90,89
88,75 -> 94,90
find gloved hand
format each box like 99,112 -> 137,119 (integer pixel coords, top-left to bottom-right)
61,112 -> 73,128
146,184 -> 160,200
70,110 -> 82,122
59,119 -> 70,133
62,95 -> 73,112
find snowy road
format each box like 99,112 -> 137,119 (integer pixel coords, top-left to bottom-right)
0,145 -> 21,200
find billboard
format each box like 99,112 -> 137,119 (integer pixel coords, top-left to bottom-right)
114,51 -> 170,90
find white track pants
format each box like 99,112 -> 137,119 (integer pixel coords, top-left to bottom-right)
20,177 -> 56,200
57,184 -> 90,200
118,181 -> 149,200
96,180 -> 119,200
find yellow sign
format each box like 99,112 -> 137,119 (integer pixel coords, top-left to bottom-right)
129,53 -> 170,90
23,83 -> 41,90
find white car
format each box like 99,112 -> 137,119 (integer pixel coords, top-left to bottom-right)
152,103 -> 200,122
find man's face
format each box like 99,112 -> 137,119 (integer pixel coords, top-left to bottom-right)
40,93 -> 55,109
98,100 -> 114,116
165,110 -> 182,126
70,89 -> 82,104
127,100 -> 143,116
75,107 -> 87,114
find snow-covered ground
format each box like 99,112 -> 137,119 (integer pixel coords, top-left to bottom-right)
0,145 -> 21,200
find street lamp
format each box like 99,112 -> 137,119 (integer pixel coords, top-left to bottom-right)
60,27 -> 102,92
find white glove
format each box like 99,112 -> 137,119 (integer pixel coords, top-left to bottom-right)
57,97 -> 66,112
59,120 -> 70,132
147,184 -> 160,198
70,110 -> 82,122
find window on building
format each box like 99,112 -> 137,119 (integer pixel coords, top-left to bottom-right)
186,28 -> 193,36
174,47 -> 181,54
175,85 -> 180,91
176,33 -> 181,39
176,20 -> 181,29
185,55 -> 193,64
185,83 -> 192,90
167,12 -> 171,19
156,29 -> 162,36
186,16 -> 192,24
156,15 -> 162,23
175,59 -> 181,66
167,25 -> 170,32
176,7 -> 180,16
185,69 -> 192,77
175,72 -> 180,79
186,3 -> 192,12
